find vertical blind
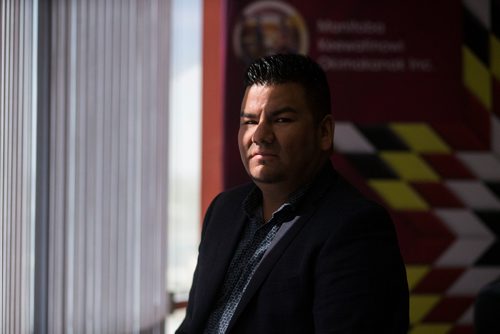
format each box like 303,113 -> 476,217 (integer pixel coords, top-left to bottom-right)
1,0 -> 171,332
0,0 -> 38,333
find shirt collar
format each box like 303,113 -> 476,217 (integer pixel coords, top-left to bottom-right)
242,179 -> 312,220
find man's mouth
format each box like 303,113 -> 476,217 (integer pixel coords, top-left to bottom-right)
251,151 -> 277,159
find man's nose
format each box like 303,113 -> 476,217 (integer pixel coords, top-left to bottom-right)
252,121 -> 274,145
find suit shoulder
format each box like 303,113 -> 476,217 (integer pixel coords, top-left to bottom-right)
323,175 -> 382,211
209,182 -> 254,209
313,175 -> 393,231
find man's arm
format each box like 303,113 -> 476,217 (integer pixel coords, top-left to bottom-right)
175,194 -> 221,334
312,203 -> 409,334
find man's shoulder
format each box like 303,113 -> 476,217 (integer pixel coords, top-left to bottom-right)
201,183 -> 254,231
313,171 -> 391,224
210,182 -> 255,208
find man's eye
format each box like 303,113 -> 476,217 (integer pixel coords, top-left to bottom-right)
275,118 -> 292,123
241,119 -> 257,125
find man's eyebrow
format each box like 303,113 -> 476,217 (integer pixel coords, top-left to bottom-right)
240,107 -> 297,118
269,107 -> 297,116
240,111 -> 256,118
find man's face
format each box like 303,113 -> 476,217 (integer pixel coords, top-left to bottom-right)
238,83 -> 332,190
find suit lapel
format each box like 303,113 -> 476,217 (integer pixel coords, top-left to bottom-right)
205,212 -> 247,289
192,200 -> 247,332
225,210 -> 314,332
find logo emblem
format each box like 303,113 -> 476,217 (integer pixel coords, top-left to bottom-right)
233,1 -> 309,63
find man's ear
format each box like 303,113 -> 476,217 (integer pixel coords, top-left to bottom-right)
319,114 -> 334,152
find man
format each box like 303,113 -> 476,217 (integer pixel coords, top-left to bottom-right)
177,54 -> 409,333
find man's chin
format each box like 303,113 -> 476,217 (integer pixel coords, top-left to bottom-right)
250,173 -> 284,184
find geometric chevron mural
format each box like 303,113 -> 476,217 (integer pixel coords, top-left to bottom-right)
330,0 -> 500,331
333,120 -> 500,333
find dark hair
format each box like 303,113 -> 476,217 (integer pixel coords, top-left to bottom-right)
244,53 -> 331,122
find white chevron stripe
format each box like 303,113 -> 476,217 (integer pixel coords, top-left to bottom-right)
435,209 -> 495,237
463,0 -> 491,29
457,152 -> 500,181
334,122 -> 376,153
446,181 -> 500,209
447,267 -> 500,295
436,239 -> 494,266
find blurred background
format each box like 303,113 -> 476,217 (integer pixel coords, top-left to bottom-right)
1,0 -> 499,333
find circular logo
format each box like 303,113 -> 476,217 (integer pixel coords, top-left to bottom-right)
233,1 -> 309,63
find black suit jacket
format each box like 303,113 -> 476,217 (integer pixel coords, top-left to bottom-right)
177,163 -> 409,333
